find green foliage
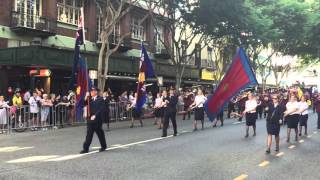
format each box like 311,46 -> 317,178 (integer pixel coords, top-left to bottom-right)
189,0 -> 320,64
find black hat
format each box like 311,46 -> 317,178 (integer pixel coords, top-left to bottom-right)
90,86 -> 100,92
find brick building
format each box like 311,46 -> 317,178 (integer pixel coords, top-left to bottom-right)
0,0 -> 209,96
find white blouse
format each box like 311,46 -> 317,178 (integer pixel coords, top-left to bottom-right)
194,95 -> 207,108
286,101 -> 300,115
299,101 -> 309,115
154,98 -> 162,108
245,99 -> 257,113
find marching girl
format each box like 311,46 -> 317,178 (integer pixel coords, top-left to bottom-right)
284,95 -> 300,142
128,92 -> 143,128
243,92 -> 258,138
189,89 -> 207,131
298,95 -> 309,136
153,92 -> 164,129
0,96 -> 9,134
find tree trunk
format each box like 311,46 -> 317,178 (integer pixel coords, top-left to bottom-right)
97,41 -> 106,91
175,65 -> 182,90
101,52 -> 111,91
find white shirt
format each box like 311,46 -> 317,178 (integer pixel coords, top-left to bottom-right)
286,101 -> 300,115
299,101 -> 309,115
245,99 -> 257,113
29,96 -> 41,113
154,98 -> 162,108
23,91 -> 31,102
194,95 -> 207,108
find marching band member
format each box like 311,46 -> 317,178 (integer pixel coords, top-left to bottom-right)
154,92 -> 164,129
162,88 -> 178,137
298,95 -> 309,136
189,89 -> 207,131
243,92 -> 258,138
0,96 -> 9,134
284,95 -> 300,143
266,95 -> 284,153
128,92 -> 143,128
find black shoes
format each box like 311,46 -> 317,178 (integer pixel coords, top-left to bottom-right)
80,150 -> 89,154
275,147 -> 279,152
244,134 -> 249,138
173,133 -> 177,136
99,148 -> 106,152
265,149 -> 271,154
253,133 -> 256,136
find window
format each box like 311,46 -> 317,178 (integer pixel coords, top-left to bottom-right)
57,0 -> 83,25
154,24 -> 164,53
8,39 -> 30,47
131,17 -> 145,40
14,0 -> 42,28
96,15 -> 120,43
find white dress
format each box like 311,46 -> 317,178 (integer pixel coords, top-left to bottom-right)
0,101 -> 9,125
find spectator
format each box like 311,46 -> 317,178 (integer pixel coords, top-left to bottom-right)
40,94 -> 53,131
0,96 -> 9,133
23,89 -> 31,105
28,91 -> 41,131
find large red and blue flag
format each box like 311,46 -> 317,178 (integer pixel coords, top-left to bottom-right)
75,58 -> 90,121
204,47 -> 258,121
135,43 -> 156,113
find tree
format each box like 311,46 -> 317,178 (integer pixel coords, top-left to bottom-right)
95,0 -> 149,91
145,0 -> 207,90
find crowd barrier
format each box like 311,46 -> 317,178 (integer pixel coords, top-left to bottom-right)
0,102 -> 189,134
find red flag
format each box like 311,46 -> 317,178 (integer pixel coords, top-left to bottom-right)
204,47 -> 257,121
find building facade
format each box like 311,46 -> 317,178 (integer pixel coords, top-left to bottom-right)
0,0 -> 210,96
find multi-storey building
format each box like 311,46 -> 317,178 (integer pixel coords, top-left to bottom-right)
0,0 -> 210,95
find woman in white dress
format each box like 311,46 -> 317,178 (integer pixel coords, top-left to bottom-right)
0,96 -> 9,133
298,95 -> 309,136
284,95 -> 300,142
190,89 -> 207,131
153,92 -> 164,129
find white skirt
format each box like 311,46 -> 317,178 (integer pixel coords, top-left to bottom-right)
0,108 -> 8,124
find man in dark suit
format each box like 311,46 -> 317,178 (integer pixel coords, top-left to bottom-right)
162,88 -> 178,137
80,87 -> 107,154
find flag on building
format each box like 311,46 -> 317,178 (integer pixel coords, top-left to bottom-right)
135,43 -> 156,113
204,47 -> 258,121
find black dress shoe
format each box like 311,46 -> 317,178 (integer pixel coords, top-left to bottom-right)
265,149 -> 271,154
275,147 -> 279,152
161,135 -> 167,137
99,148 -> 106,152
80,150 -> 89,154
173,133 -> 177,136
244,134 -> 249,138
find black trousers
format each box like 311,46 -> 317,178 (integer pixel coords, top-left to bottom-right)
83,122 -> 107,151
227,107 -> 235,118
183,106 -> 191,120
256,106 -> 263,119
238,106 -> 245,121
163,111 -> 177,136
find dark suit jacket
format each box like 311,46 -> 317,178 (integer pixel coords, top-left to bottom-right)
87,96 -> 106,124
163,95 -> 178,114
266,103 -> 284,124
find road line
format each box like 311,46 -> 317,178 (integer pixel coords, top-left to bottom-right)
299,140 -> 304,143
313,131 -> 318,134
234,174 -> 248,180
288,145 -> 296,149
307,135 -> 312,138
233,121 -> 245,125
258,161 -> 270,167
276,152 -> 284,157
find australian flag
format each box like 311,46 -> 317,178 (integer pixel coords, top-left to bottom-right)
135,43 -> 156,113
204,47 -> 258,121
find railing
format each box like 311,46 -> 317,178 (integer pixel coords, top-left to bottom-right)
0,102 -> 188,134
11,11 -> 57,34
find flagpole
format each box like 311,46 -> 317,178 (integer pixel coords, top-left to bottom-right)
80,7 -> 90,121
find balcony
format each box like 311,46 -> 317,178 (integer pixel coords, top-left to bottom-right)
154,48 -> 171,59
96,33 -> 132,52
10,11 -> 57,37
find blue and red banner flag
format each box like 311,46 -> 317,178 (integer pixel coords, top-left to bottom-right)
75,58 -> 90,121
135,43 -> 156,113
204,47 -> 258,121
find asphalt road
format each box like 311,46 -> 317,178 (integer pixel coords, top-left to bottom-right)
0,113 -> 320,180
